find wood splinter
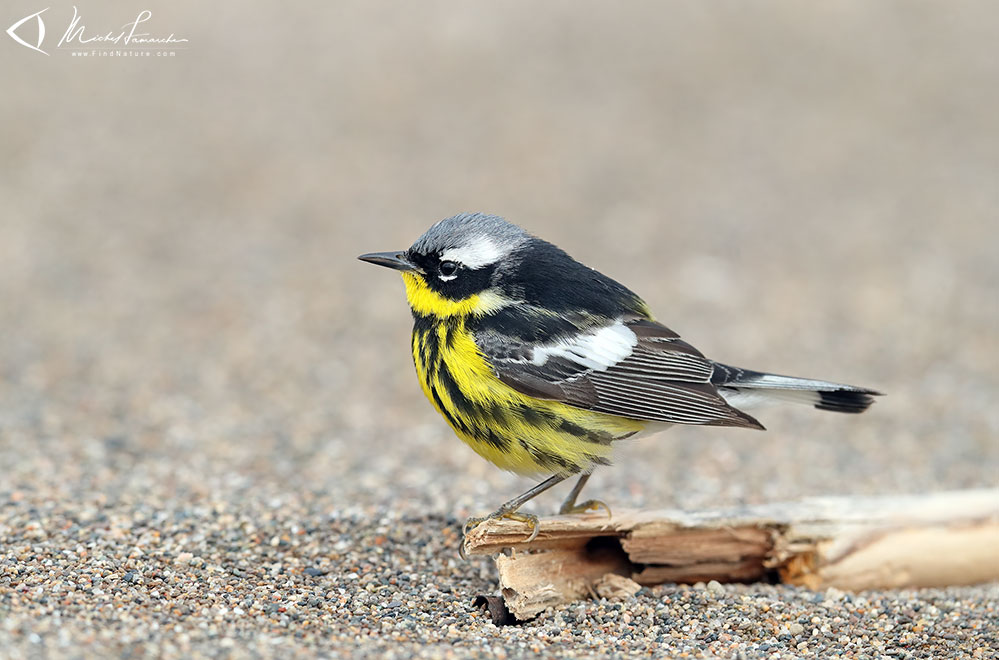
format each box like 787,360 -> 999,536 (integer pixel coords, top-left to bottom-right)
462,489 -> 999,620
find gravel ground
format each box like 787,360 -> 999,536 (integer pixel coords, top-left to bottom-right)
2,2 -> 998,658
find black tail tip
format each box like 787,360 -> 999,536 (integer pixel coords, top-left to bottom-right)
815,389 -> 882,414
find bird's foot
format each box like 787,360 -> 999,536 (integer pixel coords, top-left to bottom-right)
558,498 -> 612,518
462,509 -> 540,542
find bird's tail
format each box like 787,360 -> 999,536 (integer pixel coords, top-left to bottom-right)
710,363 -> 881,413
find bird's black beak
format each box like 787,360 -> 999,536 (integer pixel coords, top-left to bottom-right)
357,251 -> 419,272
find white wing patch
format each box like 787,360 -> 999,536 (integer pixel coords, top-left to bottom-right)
531,321 -> 638,371
440,237 -> 505,269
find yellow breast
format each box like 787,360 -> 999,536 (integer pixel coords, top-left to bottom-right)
408,308 -> 645,476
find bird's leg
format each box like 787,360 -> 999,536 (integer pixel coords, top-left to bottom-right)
558,473 -> 612,518
462,473 -> 569,543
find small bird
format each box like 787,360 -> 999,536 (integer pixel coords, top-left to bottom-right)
359,213 -> 880,540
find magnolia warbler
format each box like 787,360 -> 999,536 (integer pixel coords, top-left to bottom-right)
359,213 -> 880,541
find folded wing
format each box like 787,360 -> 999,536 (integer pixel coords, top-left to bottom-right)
476,316 -> 764,429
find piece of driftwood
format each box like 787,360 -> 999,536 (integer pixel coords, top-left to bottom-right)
462,489 -> 999,620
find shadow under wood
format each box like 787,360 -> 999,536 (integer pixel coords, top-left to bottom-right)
494,529 -> 771,620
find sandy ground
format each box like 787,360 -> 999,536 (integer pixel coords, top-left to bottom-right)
2,2 -> 997,658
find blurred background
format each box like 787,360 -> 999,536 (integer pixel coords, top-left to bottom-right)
2,1 -> 996,522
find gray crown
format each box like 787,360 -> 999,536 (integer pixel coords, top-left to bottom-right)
409,213 -> 531,257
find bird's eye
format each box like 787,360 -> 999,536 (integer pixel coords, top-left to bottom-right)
439,260 -> 458,277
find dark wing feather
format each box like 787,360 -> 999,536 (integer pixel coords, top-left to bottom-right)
476,316 -> 763,429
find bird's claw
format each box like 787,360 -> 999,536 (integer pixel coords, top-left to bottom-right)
559,498 -> 612,518
462,510 -> 541,542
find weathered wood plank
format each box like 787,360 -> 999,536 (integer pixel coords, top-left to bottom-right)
463,489 -> 999,619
